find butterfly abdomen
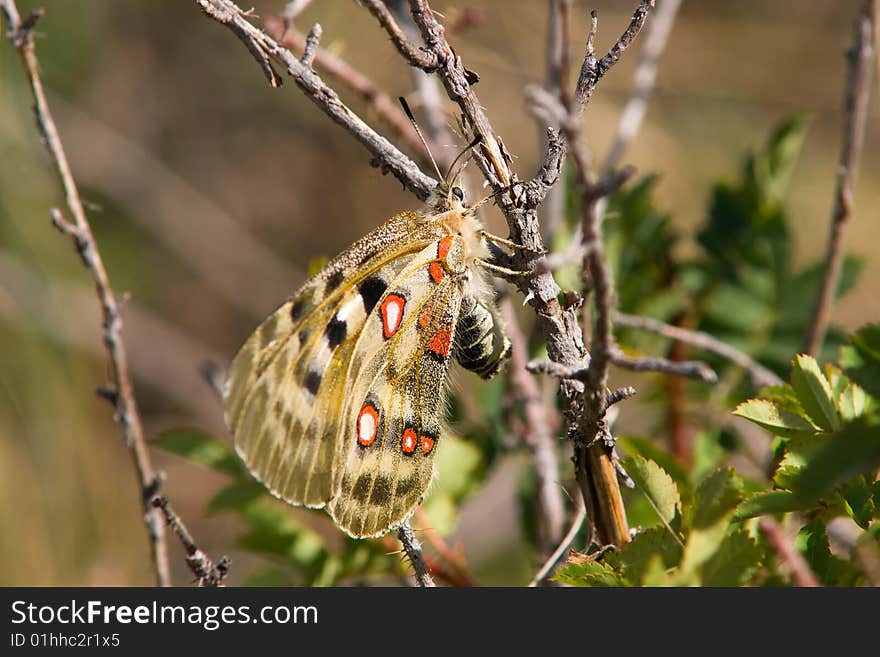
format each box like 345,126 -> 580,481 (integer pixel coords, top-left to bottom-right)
454,295 -> 511,379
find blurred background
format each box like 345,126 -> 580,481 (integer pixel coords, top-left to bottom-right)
0,0 -> 877,586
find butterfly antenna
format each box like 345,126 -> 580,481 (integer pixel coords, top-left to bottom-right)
399,96 -> 445,183
443,134 -> 483,186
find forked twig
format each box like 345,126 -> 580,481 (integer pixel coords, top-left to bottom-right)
2,0 -> 171,586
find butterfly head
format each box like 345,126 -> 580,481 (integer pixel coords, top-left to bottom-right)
427,180 -> 469,214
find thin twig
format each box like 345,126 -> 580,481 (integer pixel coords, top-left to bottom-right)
2,0 -> 171,587
758,517 -> 820,587
414,508 -> 475,586
501,299 -> 567,553
385,0 -> 458,173
602,0 -> 681,173
551,5 -> 655,549
610,350 -> 719,384
803,0 -> 874,355
263,15 -> 427,159
152,497 -> 230,587
613,311 -> 782,390
529,496 -> 587,587
196,0 -> 437,199
397,522 -> 436,587
540,0 -> 572,242
360,0 -> 440,71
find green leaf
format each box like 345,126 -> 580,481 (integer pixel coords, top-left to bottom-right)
851,324 -> 880,360
690,430 -> 725,484
618,436 -> 691,500
619,527 -> 683,585
790,354 -> 839,431
700,528 -> 764,586
207,480 -> 266,514
838,384 -> 867,421
623,456 -> 682,528
752,113 -> 809,204
733,490 -> 803,521
732,399 -> 818,437
795,520 -> 831,582
553,559 -> 629,587
679,469 -> 745,576
840,324 -> 880,399
790,417 -> 880,502
151,429 -> 242,476
839,478 -> 875,529
691,467 -> 745,529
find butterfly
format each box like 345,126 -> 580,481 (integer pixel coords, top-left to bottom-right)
223,150 -> 515,538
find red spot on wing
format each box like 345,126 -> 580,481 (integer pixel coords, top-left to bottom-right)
428,323 -> 453,359
357,404 -> 378,446
437,235 -> 454,259
401,428 -> 418,454
380,294 -> 406,339
420,435 -> 436,455
429,261 -> 445,283
418,309 -> 432,328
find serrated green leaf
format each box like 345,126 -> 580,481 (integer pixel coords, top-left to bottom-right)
618,436 -> 691,500
795,520 -> 831,581
772,465 -> 801,490
790,354 -> 839,431
690,430 -> 725,484
151,428 -> 243,476
640,555 -> 678,587
700,528 -> 764,586
791,417 -> 880,502
851,324 -> 880,360
839,479 -> 875,529
840,324 -> 880,399
753,113 -> 809,204
838,384 -> 867,421
619,527 -> 683,585
692,467 -> 745,529
623,456 -> 682,528
679,469 -> 745,576
732,399 -> 818,437
553,559 -> 629,587
733,490 -> 803,521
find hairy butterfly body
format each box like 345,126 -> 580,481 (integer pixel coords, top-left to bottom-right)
224,185 -> 510,537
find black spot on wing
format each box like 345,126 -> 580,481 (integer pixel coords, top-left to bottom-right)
369,476 -> 393,505
324,314 -> 347,349
325,270 -> 345,295
304,369 -> 322,396
290,299 -> 307,321
359,276 -> 388,314
352,474 -> 371,502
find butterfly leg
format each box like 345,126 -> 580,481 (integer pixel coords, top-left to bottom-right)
475,258 -> 533,279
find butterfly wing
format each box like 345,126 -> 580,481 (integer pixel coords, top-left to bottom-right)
224,211 -> 438,508
328,237 -> 465,537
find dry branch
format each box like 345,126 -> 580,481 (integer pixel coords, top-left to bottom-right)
397,522 -> 435,587
613,311 -> 782,390
803,0 -> 874,355
196,0 -> 437,199
2,0 -> 171,586
759,518 -> 820,587
152,497 -> 230,587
